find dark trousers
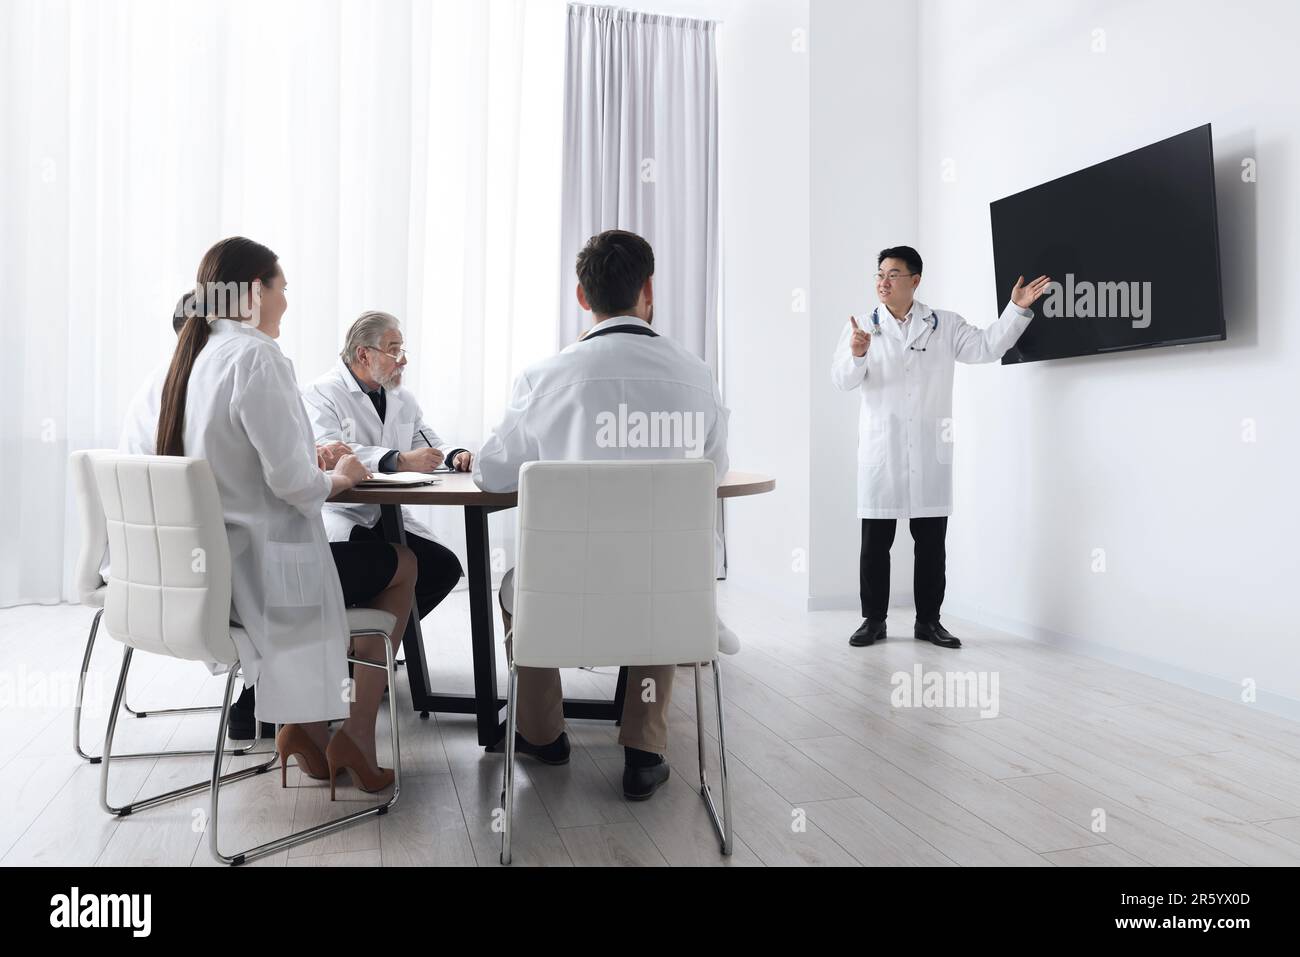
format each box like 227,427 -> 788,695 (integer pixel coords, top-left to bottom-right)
860,517 -> 947,624
348,522 -> 464,619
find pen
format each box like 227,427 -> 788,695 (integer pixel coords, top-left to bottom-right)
417,428 -> 452,471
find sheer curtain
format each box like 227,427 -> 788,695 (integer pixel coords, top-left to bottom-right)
0,0 -> 567,606
559,3 -> 720,366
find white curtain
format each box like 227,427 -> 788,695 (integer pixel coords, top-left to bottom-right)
559,3 -> 720,367
0,0 -> 568,606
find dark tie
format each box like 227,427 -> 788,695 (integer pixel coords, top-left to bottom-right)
367,388 -> 386,423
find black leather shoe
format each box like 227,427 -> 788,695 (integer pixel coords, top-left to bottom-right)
914,621 -> 962,649
623,759 -> 670,801
514,731 -> 571,765
227,687 -> 275,740
849,619 -> 887,647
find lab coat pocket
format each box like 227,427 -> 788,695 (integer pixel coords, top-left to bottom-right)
264,541 -> 326,608
935,416 -> 955,466
859,426 -> 888,468
391,420 -> 416,452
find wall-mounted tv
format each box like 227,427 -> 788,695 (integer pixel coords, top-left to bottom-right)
992,124 -> 1225,364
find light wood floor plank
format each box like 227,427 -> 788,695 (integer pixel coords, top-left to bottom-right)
4,589 -> 1299,867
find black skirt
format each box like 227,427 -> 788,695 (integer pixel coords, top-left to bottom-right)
329,541 -> 398,607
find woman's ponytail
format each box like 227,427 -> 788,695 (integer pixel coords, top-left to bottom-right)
155,310 -> 210,456
153,237 -> 280,457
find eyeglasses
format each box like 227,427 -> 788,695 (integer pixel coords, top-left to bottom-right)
366,345 -> 408,362
875,272 -> 916,284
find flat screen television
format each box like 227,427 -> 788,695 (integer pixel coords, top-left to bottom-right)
992,124 -> 1225,364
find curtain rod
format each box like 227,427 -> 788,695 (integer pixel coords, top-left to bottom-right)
569,2 -> 728,27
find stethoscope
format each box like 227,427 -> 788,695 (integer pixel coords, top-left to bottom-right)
870,306 -> 939,351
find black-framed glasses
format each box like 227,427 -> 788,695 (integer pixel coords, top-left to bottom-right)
875,271 -> 916,284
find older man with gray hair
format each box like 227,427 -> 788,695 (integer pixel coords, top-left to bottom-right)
303,310 -> 467,623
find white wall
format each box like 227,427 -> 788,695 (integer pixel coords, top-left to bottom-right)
636,0 -> 1300,720
636,0 -> 813,605
912,0 -> 1300,713
809,0 -> 918,610
716,0 -> 812,604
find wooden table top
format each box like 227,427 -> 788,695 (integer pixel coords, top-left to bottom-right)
332,470 -> 776,506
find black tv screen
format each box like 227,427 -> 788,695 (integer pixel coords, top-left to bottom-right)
992,124 -> 1225,364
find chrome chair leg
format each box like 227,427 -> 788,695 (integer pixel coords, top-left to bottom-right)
124,700 -> 223,718
695,659 -> 732,856
74,609 -> 104,762
694,661 -> 707,781
79,621 -> 254,763
209,630 -> 401,866
100,647 -> 276,817
500,654 -> 518,866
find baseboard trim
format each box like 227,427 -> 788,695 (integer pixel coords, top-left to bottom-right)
805,593 -> 857,612
806,590 -> 916,613
720,576 -> 812,612
942,600 -> 1300,724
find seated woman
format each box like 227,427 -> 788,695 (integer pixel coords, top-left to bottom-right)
155,236 -> 414,795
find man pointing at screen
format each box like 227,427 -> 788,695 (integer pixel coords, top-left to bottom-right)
831,246 -> 1050,649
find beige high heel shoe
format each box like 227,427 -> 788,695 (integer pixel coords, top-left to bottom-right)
325,728 -> 394,800
276,724 -> 330,785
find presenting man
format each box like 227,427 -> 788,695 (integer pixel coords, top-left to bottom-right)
474,229 -> 729,801
832,246 -> 1049,649
303,310 -> 467,622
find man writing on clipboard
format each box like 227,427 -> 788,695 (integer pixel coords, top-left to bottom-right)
832,247 -> 1049,650
304,309 -> 468,625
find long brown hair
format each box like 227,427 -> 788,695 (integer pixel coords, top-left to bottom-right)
156,238 -> 281,456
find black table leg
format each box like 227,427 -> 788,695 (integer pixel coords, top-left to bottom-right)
464,506 -> 504,748
613,666 -> 628,725
372,500 -> 621,747
378,505 -> 433,719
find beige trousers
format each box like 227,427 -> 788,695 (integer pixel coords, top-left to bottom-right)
501,607 -> 676,755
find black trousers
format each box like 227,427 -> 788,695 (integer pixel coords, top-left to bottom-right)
859,517 -> 947,624
348,522 -> 464,620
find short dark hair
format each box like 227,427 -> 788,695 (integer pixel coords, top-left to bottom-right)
575,229 -> 655,316
878,246 -> 923,277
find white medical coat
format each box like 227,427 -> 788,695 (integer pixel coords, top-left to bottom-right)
830,299 -> 1032,519
302,359 -> 461,543
183,320 -> 350,724
474,317 -> 729,493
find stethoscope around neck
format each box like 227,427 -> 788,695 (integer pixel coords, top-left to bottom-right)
870,306 -> 938,351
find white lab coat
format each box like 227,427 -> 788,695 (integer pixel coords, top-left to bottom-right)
478,315 -> 735,651
301,359 -> 462,543
831,299 -> 1033,520
100,365 -> 168,580
183,320 -> 350,724
119,364 -> 167,455
475,316 -> 729,492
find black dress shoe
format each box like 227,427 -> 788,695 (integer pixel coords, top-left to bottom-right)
227,686 -> 275,740
623,759 -> 670,801
914,620 -> 962,649
514,731 -> 571,765
849,619 -> 887,647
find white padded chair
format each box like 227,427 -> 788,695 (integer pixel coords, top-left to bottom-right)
69,449 -> 250,762
500,459 -> 732,865
93,453 -> 401,865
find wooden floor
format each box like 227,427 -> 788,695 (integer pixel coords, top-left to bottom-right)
3,584 -> 1300,867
